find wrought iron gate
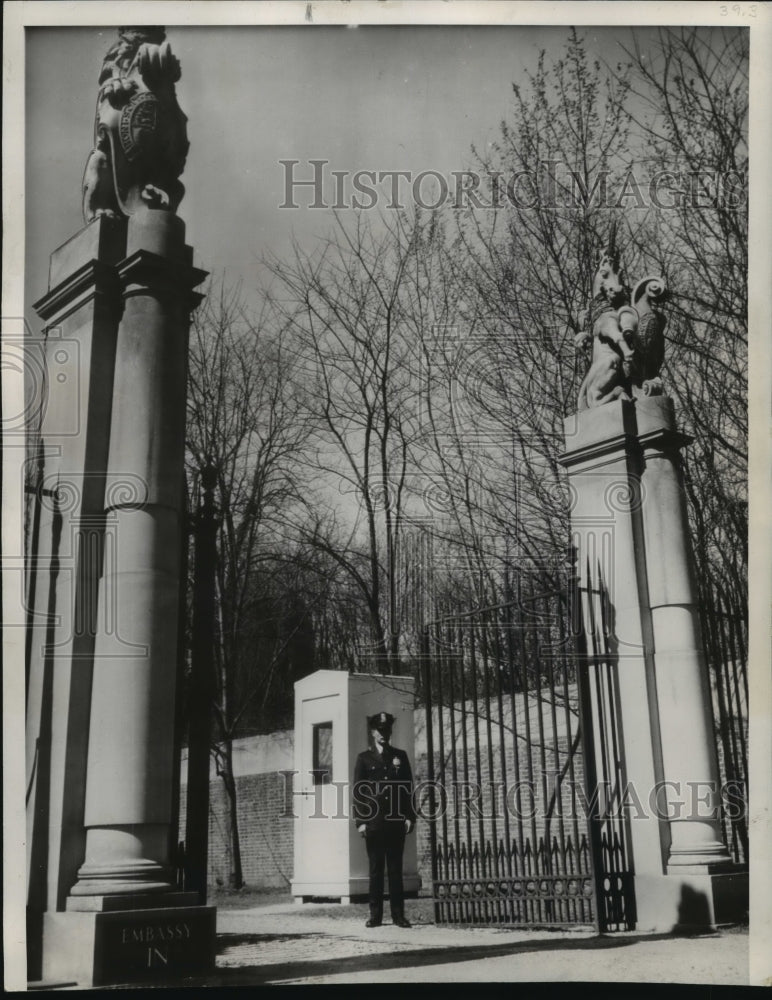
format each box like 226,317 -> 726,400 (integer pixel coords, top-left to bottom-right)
420,574 -> 634,930
420,562 -> 746,931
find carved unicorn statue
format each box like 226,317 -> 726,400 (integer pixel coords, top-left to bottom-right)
575,221 -> 668,411
82,27 -> 189,223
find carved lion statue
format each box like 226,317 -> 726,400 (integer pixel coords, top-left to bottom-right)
82,26 -> 189,223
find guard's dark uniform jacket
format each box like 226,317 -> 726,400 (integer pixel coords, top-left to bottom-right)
353,743 -> 416,925
352,745 -> 416,830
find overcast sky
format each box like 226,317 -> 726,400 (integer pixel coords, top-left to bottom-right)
24,24 -> 656,327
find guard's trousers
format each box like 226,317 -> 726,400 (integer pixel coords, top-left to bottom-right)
365,826 -> 406,921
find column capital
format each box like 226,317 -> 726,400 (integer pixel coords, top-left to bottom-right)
637,426 -> 694,455
116,249 -> 208,309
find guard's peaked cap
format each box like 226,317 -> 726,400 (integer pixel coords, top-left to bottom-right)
367,711 -> 395,730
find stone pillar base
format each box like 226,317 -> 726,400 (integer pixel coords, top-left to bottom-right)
40,900 -> 216,987
632,867 -> 748,932
66,891 -> 199,912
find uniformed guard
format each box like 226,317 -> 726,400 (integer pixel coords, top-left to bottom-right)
352,711 -> 416,928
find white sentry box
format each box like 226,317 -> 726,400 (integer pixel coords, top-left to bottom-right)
291,670 -> 421,903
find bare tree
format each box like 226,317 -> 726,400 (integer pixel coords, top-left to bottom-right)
265,211 -> 436,674
414,29 -> 635,605
186,279 -> 310,886
615,26 -> 748,612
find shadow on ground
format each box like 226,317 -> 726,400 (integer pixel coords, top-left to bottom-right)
199,930 -> 685,985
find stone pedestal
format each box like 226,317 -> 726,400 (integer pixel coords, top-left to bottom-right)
42,894 -> 215,987
27,210 -> 211,985
560,397 -> 747,931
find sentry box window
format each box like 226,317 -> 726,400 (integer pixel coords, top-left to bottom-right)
312,722 -> 333,785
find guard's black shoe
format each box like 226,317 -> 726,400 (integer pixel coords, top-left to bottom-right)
365,918 -> 382,927
393,917 -> 412,928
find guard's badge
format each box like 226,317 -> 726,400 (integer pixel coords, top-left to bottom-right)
392,757 -> 401,768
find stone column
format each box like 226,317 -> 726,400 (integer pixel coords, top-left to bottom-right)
561,396 -> 745,930
27,216 -> 127,925
70,208 -> 205,898
635,397 -> 730,867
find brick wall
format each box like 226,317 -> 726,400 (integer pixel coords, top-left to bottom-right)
179,770 -> 294,889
